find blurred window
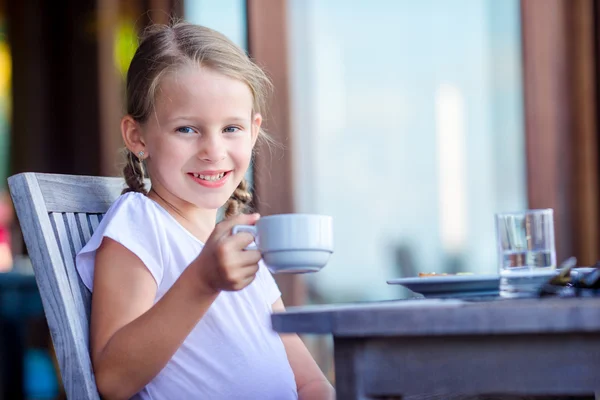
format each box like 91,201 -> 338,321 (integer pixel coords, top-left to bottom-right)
288,0 -> 527,302
185,0 -> 247,49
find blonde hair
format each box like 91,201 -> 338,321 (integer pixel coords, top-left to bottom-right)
122,21 -> 273,217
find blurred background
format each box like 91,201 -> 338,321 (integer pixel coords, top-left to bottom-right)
0,0 -> 599,398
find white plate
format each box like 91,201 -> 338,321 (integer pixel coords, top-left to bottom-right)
572,267 -> 596,276
387,275 -> 500,298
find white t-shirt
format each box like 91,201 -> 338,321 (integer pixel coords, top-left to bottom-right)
76,192 -> 298,400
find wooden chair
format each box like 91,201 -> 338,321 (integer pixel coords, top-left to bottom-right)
7,172 -> 131,400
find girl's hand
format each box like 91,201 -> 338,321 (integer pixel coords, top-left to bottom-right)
194,213 -> 262,293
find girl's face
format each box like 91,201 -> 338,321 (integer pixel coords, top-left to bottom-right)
138,66 -> 260,211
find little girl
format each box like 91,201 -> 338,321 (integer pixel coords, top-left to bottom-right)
75,22 -> 334,400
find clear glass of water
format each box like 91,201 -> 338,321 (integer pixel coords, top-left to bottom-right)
495,209 -> 556,297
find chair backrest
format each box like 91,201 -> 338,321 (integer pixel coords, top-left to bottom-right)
7,172 -> 130,400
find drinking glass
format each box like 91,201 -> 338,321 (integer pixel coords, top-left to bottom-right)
495,209 -> 556,297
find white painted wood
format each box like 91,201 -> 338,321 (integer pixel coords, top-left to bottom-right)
7,173 -> 141,399
89,214 -> 101,232
35,173 -> 125,213
77,213 -> 92,243
50,212 -> 92,324
35,173 -> 149,213
65,212 -> 84,254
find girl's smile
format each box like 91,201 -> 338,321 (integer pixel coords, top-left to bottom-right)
188,170 -> 232,188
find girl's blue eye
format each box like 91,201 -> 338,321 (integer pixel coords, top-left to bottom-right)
223,126 -> 240,134
176,126 -> 195,134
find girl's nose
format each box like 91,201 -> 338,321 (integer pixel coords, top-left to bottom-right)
198,135 -> 226,163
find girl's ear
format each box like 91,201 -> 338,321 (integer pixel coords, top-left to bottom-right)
121,115 -> 147,156
251,113 -> 263,147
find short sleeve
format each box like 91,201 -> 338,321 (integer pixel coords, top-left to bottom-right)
75,192 -> 166,291
257,261 -> 282,305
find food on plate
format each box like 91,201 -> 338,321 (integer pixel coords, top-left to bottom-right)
418,272 -> 474,277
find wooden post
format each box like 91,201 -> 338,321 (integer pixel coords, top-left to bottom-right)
97,0 -> 123,177
521,0 -> 600,265
569,0 -> 600,266
247,0 -> 306,306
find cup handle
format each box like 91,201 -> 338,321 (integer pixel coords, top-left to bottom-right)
232,225 -> 258,250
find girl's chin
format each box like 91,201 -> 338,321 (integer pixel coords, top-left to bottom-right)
184,181 -> 242,209
186,194 -> 232,211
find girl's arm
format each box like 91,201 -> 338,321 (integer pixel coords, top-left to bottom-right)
90,238 -> 218,400
272,298 -> 336,400
91,213 -> 261,400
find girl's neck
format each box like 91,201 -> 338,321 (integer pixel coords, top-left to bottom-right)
147,187 -> 217,243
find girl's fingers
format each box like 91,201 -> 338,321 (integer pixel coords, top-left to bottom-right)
237,251 -> 262,268
226,263 -> 259,291
227,230 -> 256,250
232,272 -> 258,291
213,213 -> 260,240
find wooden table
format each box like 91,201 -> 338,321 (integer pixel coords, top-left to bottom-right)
272,297 -> 600,400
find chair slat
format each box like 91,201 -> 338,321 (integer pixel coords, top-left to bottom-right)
77,213 -> 92,243
37,174 -> 124,213
35,173 -> 148,213
66,212 -> 93,318
50,213 -> 91,334
65,213 -> 84,254
89,214 -> 101,232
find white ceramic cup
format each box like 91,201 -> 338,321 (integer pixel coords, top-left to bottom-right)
232,214 -> 333,274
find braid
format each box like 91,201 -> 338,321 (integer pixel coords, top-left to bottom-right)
225,178 -> 252,218
122,151 -> 148,195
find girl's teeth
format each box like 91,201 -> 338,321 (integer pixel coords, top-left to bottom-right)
194,172 -> 225,181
